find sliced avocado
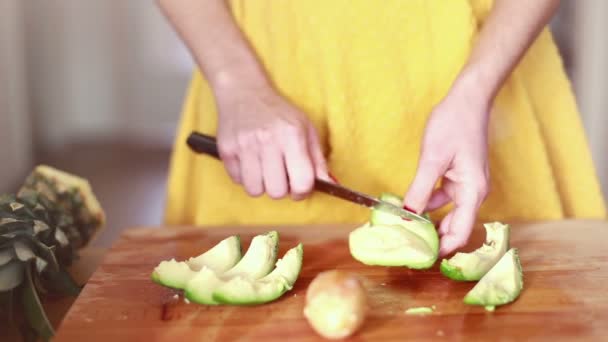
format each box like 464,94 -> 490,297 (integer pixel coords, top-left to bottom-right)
212,243 -> 303,305
370,193 -> 438,258
151,235 -> 242,290
151,259 -> 194,290
349,223 -> 436,269
222,231 -> 279,278
372,192 -> 431,220
377,192 -> 403,206
440,222 -> 509,281
181,267 -> 224,305
184,231 -> 279,305
187,235 -> 242,272
463,248 -> 523,311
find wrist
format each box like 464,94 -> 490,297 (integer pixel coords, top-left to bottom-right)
210,65 -> 276,111
211,64 -> 270,90
448,66 -> 496,116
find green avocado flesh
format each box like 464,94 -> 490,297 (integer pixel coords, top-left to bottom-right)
371,192 -> 431,221
371,193 -> 438,254
185,231 -> 279,305
441,222 -> 510,281
349,192 -> 439,269
463,248 -> 523,311
152,230 -> 301,306
212,243 -> 303,305
151,235 -> 242,290
186,235 -> 242,272
349,223 -> 436,269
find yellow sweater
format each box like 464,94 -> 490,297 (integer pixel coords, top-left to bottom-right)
164,0 -> 606,227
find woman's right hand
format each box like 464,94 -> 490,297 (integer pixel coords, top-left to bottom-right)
158,0 -> 331,200
215,84 -> 330,200
158,0 -> 330,199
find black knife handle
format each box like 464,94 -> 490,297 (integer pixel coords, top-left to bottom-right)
187,132 -> 221,159
186,130 -> 341,200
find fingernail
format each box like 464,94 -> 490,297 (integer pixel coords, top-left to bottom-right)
400,205 -> 412,221
403,204 -> 417,213
328,172 -> 340,184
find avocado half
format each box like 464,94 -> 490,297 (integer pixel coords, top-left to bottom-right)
349,193 -> 439,270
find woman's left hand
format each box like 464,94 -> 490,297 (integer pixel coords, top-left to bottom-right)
403,81 -> 491,257
399,0 -> 559,256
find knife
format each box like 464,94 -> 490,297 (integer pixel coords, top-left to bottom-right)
186,131 -> 430,223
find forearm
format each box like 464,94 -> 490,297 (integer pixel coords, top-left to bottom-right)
452,0 -> 560,105
157,0 -> 269,91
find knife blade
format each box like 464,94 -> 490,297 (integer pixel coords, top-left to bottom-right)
186,132 -> 431,223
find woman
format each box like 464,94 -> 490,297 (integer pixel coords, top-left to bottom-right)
158,0 -> 606,256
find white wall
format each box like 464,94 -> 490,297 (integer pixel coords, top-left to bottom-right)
22,0 -> 194,150
0,0 -> 33,192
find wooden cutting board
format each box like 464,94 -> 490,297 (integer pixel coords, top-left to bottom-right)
54,220 -> 608,341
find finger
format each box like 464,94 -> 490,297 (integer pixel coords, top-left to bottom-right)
439,200 -> 477,256
307,123 -> 330,181
403,158 -> 447,214
328,172 -> 340,184
438,210 -> 453,236
426,188 -> 451,211
239,146 -> 264,197
218,143 -> 242,184
222,155 -> 242,184
281,126 -> 315,200
260,142 -> 288,199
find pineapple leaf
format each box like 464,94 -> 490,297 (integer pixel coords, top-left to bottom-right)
0,234 -> 17,248
0,247 -> 14,266
0,233 -> 61,272
23,263 -> 55,341
0,289 -> 14,323
35,257 -> 48,273
0,217 -> 19,225
33,220 -> 50,235
43,267 -> 82,296
32,266 -> 49,296
28,239 -> 60,273
9,202 -> 25,212
54,228 -> 69,247
14,241 -> 36,262
0,221 -> 34,237
0,261 -> 24,292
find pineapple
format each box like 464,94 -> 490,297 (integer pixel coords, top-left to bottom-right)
0,165 -> 105,341
19,165 -> 106,249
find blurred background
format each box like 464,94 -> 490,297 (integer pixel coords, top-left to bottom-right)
1,0 -> 607,248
